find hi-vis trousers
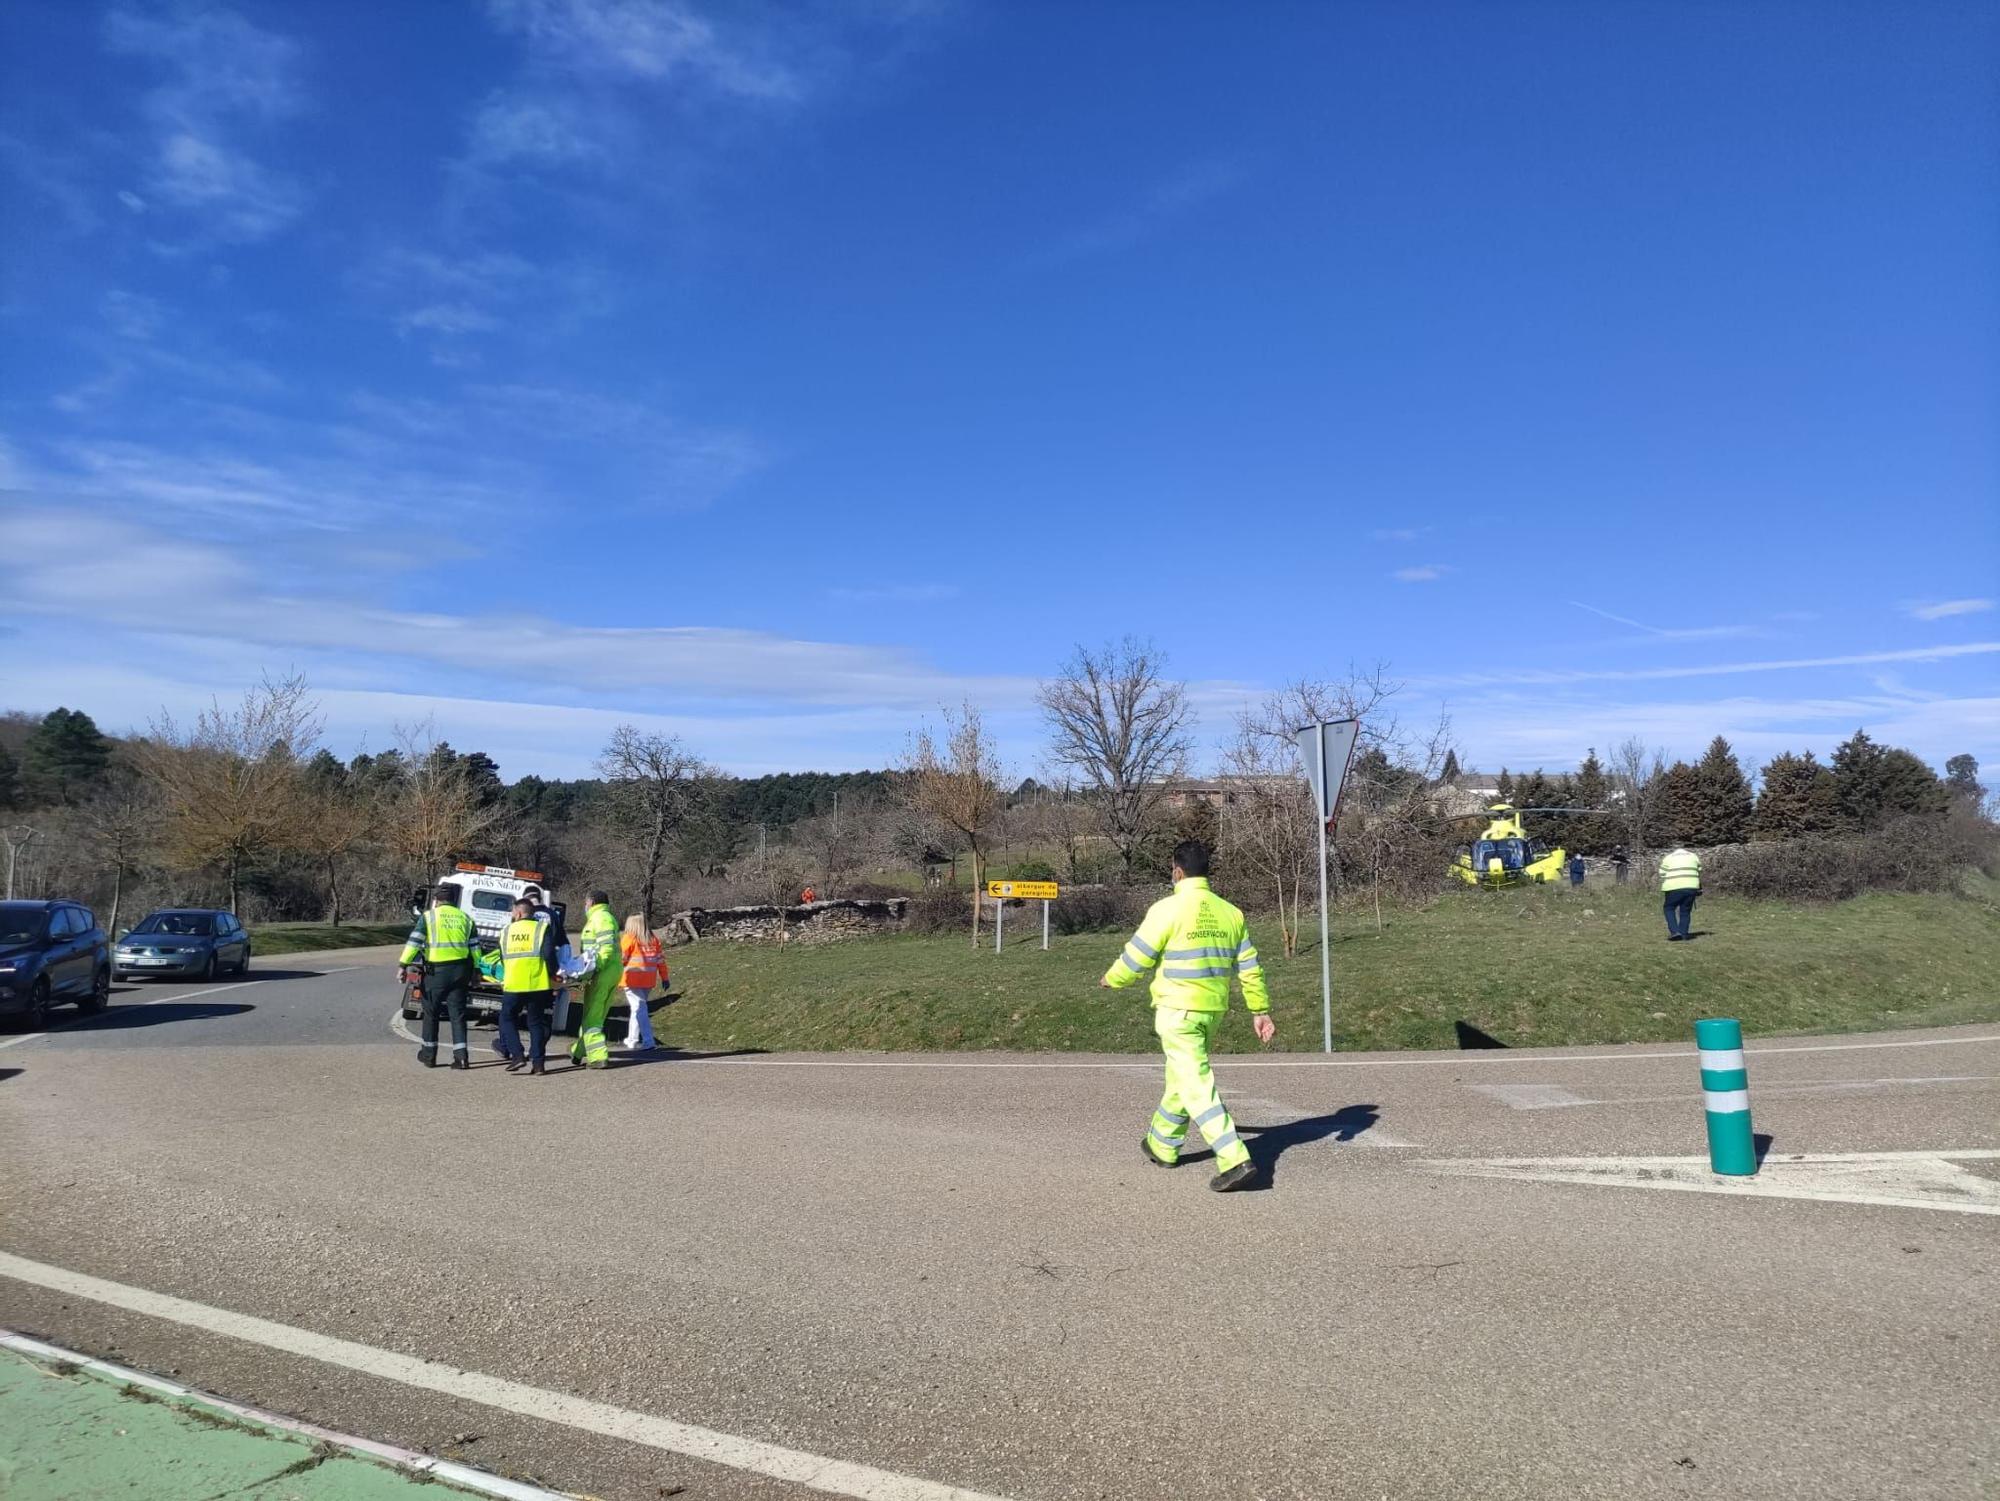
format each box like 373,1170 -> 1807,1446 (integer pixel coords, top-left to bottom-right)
1143,1007 -> 1250,1173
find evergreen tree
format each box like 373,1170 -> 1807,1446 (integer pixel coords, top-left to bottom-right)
1495,767 -> 1514,802
1751,751 -> 1841,840
1439,748 -> 1461,783
1690,735 -> 1753,844
1831,730 -> 1947,828
1654,761 -> 1702,843
23,707 -> 113,805
1570,748 -> 1615,855
0,743 -> 19,810
1874,748 -> 1948,821
1945,754 -> 1985,805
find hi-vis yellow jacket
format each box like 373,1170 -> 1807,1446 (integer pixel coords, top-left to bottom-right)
1659,848 -> 1703,892
1103,877 -> 1271,1014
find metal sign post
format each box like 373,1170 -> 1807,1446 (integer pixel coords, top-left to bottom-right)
1293,719 -> 1361,1053
986,881 -> 1060,955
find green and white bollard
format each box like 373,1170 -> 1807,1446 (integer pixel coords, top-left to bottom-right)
1694,1017 -> 1757,1176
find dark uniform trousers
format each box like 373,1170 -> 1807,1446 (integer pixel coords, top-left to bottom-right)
420,958 -> 475,1062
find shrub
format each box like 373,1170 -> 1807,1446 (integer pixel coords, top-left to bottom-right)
1049,884 -> 1151,935
998,857 -> 1060,883
1704,817 -> 1965,901
904,888 -> 972,934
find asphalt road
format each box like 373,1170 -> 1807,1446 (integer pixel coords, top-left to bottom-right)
1,950 -> 1996,1500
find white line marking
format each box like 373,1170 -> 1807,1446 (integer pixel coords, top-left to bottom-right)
146,979 -> 257,1006
1468,1075 -> 2000,1110
692,1033 -> 2000,1071
1418,1150 -> 2000,1216
389,1010 -> 506,1055
0,1331 -> 566,1501
0,1251 -> 1012,1501
0,964 -> 369,1047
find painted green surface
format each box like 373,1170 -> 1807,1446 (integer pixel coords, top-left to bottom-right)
1704,1108 -> 1760,1176
0,1347 -> 469,1499
656,878 -> 2000,1054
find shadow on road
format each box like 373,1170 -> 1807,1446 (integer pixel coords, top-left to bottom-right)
1454,1021 -> 1509,1050
115,968 -> 333,992
0,1068 -> 19,1083
1755,1131 -> 1774,1166
55,1002 -> 255,1035
1172,1104 -> 1383,1189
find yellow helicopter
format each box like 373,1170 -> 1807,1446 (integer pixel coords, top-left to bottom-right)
1448,803 -> 1585,888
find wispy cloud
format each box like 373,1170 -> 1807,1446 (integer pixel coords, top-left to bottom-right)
1036,157 -> 1244,265
1568,599 -> 1756,643
484,0 -> 803,100
1372,526 -> 1431,543
828,583 -> 960,604
1420,641 -> 2000,690
1394,564 -> 1450,583
103,5 -> 306,242
1906,598 -> 1994,622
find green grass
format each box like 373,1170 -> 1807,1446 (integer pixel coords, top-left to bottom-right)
657,878 -> 2000,1054
248,921 -> 410,957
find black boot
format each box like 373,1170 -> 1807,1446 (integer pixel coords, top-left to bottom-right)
417,1048 -> 437,1068
1210,1161 -> 1259,1193
1141,1138 -> 1177,1168
449,1055 -> 469,1070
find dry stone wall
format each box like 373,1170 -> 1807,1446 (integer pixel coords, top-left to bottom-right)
663,897 -> 909,946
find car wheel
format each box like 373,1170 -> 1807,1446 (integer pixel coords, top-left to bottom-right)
78,968 -> 109,1015
27,978 -> 52,1031
236,948 -> 251,976
202,952 -> 219,983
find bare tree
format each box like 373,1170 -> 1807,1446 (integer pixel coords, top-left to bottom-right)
137,674 -> 322,915
1037,638 -> 1193,880
294,756 -> 378,925
72,766 -> 159,934
1018,770 -> 1104,885
900,701 -> 1003,946
1609,736 -> 1666,855
383,720 -> 504,885
598,726 -> 709,926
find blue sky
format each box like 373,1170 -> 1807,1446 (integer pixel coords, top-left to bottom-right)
2,0 -> 1995,782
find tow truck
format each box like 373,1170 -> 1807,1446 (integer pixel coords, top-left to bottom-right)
399,862 -> 569,1026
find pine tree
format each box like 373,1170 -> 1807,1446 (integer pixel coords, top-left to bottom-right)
1495,768 -> 1514,802
1439,748 -> 1461,783
23,707 -> 113,806
1691,735 -> 1753,844
1570,748 -> 1615,855
1874,748 -> 1947,821
1945,754 -> 1985,805
1831,730 -> 1947,829
1654,761 -> 1701,843
0,743 -> 19,810
1752,751 -> 1841,840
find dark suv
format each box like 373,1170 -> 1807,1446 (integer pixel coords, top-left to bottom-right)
0,900 -> 112,1029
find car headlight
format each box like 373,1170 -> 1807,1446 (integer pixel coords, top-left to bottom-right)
0,963 -> 17,973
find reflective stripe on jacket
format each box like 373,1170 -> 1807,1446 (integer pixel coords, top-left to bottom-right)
501,917 -> 552,993
1103,877 -> 1271,1014
1660,848 -> 1702,892
581,904 -> 618,962
422,904 -> 476,962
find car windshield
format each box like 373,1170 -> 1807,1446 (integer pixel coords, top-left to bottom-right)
469,890 -> 518,914
0,907 -> 49,945
134,913 -> 216,937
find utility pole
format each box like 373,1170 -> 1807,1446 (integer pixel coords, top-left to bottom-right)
3,825 -> 37,901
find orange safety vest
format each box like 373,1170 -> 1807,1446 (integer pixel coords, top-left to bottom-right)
620,932 -> 665,991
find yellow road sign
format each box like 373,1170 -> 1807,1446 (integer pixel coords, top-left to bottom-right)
987,880 -> 1059,901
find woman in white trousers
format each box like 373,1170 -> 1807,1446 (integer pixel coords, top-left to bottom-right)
619,913 -> 663,1050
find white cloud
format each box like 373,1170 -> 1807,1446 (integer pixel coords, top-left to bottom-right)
1371,526 -> 1430,543
1036,157 -> 1243,264
1567,599 -> 1755,643
1393,564 -> 1450,583
484,0 -> 801,99
468,94 -> 603,167
397,303 -> 503,336
1906,598 -> 1995,622
1419,642 -> 2000,690
103,4 -> 306,241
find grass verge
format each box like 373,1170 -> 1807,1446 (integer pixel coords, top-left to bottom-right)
248,921 -> 409,957
657,878 -> 2000,1054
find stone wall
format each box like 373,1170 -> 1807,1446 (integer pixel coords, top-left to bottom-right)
663,897 -> 909,946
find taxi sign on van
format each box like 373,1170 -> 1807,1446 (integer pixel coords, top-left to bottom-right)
987,879 -> 1058,901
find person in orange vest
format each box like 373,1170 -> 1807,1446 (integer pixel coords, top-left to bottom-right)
799,886 -> 817,904
618,914 -> 665,1051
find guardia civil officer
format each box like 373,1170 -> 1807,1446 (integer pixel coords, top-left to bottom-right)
1660,843 -> 1703,941
398,884 -> 478,1069
1100,840 -> 1274,1192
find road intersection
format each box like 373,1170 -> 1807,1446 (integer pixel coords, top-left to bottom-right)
2,949 -> 1995,1498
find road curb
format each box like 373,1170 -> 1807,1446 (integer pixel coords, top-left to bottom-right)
0,1330 -> 574,1501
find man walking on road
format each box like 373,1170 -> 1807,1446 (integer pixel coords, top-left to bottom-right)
399,884 -> 477,1070
499,898 -> 557,1075
1101,840 -> 1275,1192
1660,843 -> 1702,941
571,890 -> 620,1069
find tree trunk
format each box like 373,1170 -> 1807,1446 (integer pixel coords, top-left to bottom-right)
969,846 -> 983,949
228,854 -> 240,917
108,861 -> 124,937
325,854 -> 344,926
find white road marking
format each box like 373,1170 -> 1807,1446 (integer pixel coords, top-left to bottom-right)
1,963 -> 371,1048
1472,1083 -> 1598,1110
0,1331 -> 566,1501
1471,1076 -> 1999,1110
0,1250 -> 1013,1501
388,1010 -> 506,1055
145,979 -> 258,1006
1418,1149 -> 2000,1216
693,1032 -> 2000,1070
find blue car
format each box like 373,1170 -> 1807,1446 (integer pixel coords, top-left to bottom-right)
0,900 -> 112,1029
114,909 -> 252,983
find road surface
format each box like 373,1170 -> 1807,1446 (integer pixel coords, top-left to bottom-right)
1,950 -> 1995,1499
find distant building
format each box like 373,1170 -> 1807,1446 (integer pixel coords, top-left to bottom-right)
1156,775 -> 1297,810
